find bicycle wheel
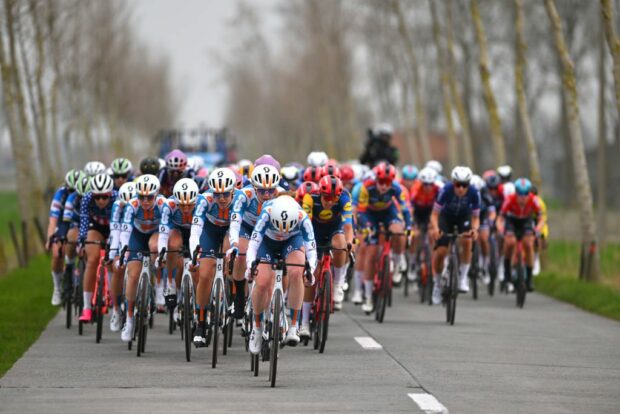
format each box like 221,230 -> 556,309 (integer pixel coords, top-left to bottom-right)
449,257 -> 458,326
77,261 -> 85,336
488,238 -> 497,296
470,243 -> 479,301
318,270 -> 331,353
64,268 -> 73,329
136,278 -> 147,357
269,289 -> 282,388
516,264 -> 526,308
344,265 -> 353,302
183,277 -> 192,362
422,243 -> 433,306
211,279 -> 222,369
95,269 -> 105,343
376,258 -> 389,323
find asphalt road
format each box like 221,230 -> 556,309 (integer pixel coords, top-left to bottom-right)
1,284 -> 619,414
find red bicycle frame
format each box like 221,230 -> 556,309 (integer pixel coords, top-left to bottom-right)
92,248 -> 110,314
315,250 -> 334,317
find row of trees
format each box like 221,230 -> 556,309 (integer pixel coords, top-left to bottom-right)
0,0 -> 177,248
223,0 -> 620,281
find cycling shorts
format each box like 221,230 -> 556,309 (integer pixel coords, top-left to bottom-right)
257,234 -> 304,262
435,214 -> 472,248
198,219 -> 229,259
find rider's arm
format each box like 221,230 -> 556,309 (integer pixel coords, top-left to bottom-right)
341,194 -> 354,245
301,193 -> 314,218
157,201 -> 173,255
245,210 -> 268,269
189,196 -> 207,255
47,188 -> 65,239
119,202 -> 136,251
78,193 -> 92,244
228,190 -> 247,247
352,183 -> 370,228
300,214 -> 317,273
395,183 -> 412,228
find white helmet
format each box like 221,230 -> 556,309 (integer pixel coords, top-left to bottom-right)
208,168 -> 236,192
351,164 -> 364,181
118,182 -> 136,203
418,167 -> 437,185
497,165 -> 512,180
135,174 -> 160,196
173,178 -> 199,204
451,166 -> 473,183
425,160 -> 443,174
267,196 -> 300,233
373,122 -> 394,136
84,161 -> 106,177
90,173 -> 114,194
306,151 -> 328,167
470,174 -> 485,191
251,164 -> 280,189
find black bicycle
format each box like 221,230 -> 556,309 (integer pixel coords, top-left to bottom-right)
442,226 -> 461,326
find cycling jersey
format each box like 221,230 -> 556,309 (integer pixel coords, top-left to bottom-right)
229,187 -> 266,246
352,179 -> 412,228
109,198 -> 129,256
189,192 -> 232,258
479,189 -> 497,223
55,192 -> 82,238
158,199 -> 194,254
119,195 -> 167,261
158,169 -> 195,197
434,183 -> 480,218
500,193 -> 541,220
535,195 -> 548,239
78,191 -> 118,243
302,191 -> 353,245
411,181 -> 440,210
49,186 -> 72,219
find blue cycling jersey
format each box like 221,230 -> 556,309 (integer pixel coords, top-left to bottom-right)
434,183 -> 481,218
49,186 -> 72,219
78,191 -> 118,242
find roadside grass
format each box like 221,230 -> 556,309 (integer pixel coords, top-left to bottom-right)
0,255 -> 58,377
0,191 -> 20,240
538,241 -> 620,322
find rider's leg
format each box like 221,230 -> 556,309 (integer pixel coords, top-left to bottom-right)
231,237 -> 249,319
458,235 -> 473,292
81,230 -> 104,316
502,232 -> 517,284
523,233 -> 536,290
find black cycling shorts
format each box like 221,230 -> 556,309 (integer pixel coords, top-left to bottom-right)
88,221 -> 110,240
504,217 -> 534,240
435,214 -> 472,248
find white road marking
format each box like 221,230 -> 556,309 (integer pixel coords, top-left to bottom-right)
354,336 -> 383,349
408,393 -> 448,414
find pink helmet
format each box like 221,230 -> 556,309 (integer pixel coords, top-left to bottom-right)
254,154 -> 280,171
165,149 -> 187,171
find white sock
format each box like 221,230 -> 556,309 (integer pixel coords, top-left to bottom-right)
83,291 -> 93,310
334,266 -> 346,285
459,264 -> 470,280
433,272 -> 441,284
52,271 -> 63,290
354,270 -> 363,292
482,255 -> 489,269
64,255 -> 73,265
364,280 -> 373,298
126,316 -> 134,325
302,302 -> 311,326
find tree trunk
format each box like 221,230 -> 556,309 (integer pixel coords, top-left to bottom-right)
446,0 -> 475,169
400,80 -> 420,165
515,0 -> 543,191
391,0 -> 431,162
429,0 -> 458,169
601,0 -> 620,137
597,13 -> 608,248
545,0 -> 600,282
471,0 -> 506,165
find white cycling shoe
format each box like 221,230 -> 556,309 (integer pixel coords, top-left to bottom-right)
458,273 -> 470,293
285,325 -> 300,346
155,285 -> 165,307
121,318 -> 133,342
249,328 -> 263,355
362,297 -> 374,314
432,281 -> 442,305
164,283 -> 176,297
51,289 -> 62,306
299,323 -> 311,339
110,310 -> 121,332
334,283 -> 344,310
351,290 -> 363,305
392,271 -> 403,285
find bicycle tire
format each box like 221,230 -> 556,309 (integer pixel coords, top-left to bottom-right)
471,242 -> 479,301
95,269 -> 105,343
319,270 -> 331,353
423,243 -> 433,306
449,255 -> 458,325
211,279 -> 222,369
77,261 -> 85,336
269,289 -> 282,388
376,257 -> 389,323
312,278 -> 322,350
137,277 -> 147,357
516,264 -> 526,308
253,353 -> 259,376
183,277 -> 192,362
488,238 -> 497,296
344,265 -> 353,302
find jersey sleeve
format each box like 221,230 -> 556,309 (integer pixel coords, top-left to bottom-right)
228,190 -> 247,246
339,192 -> 353,226
433,187 -> 448,212
301,194 -> 314,219
189,195 -> 207,255
300,212 -> 318,272
78,193 -> 92,243
119,201 -> 136,250
471,189 -> 481,217
49,188 -> 65,219
158,201 -> 173,254
245,209 -> 269,269
109,200 -> 123,255
394,183 -> 412,226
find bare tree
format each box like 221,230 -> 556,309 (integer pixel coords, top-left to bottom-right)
597,10 -> 608,247
601,0 -> 620,132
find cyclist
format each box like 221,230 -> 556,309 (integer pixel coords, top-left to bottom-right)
303,166 -> 323,183
471,174 -> 496,285
400,165 -> 419,193
497,165 -> 515,197
107,182 -> 136,331
118,174 -> 166,342
409,167 -> 440,281
84,161 -> 106,177
429,166 -> 480,304
189,168 -> 236,347
280,164 -> 301,193
159,149 -> 193,197
110,158 -> 134,190
46,169 -> 83,305
307,151 -> 329,168
530,185 -> 548,276
77,173 -> 117,322
139,157 -> 161,176
238,159 -> 253,187
246,195 -> 317,353
359,123 -> 398,167
295,181 -> 319,204
228,165 -> 281,322
352,162 -> 411,313
300,175 -> 353,336
340,164 -> 357,192
496,178 -> 544,292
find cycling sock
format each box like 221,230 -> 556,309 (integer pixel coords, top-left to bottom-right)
354,270 -> 363,293
254,312 -> 264,329
526,266 -> 533,284
302,302 -> 311,325
334,266 -> 346,285
290,309 -> 299,328
364,280 -> 373,298
481,255 -> 488,270
64,255 -> 74,266
52,271 -> 63,290
504,258 -> 512,282
83,291 -> 93,310
459,264 -> 470,280
199,307 -> 205,322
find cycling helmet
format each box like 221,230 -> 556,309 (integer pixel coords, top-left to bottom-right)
451,166 -> 473,183
514,178 -> 532,195
303,166 -> 322,183
497,165 -> 512,181
135,174 -> 160,196
482,169 -> 497,180
268,196 -> 300,233
340,165 -> 354,183
65,169 -> 82,190
402,165 -> 419,181
110,158 -> 133,176
425,160 -> 443,174
232,169 -> 243,189
470,174 -> 485,191
296,181 -> 319,203
319,175 -> 344,198
84,161 -> 106,177
320,164 -> 341,179
208,168 -> 236,192
165,149 -> 187,171
139,157 -> 160,175
75,175 -> 91,197
373,123 -> 394,137
173,178 -> 199,204
373,162 -> 396,182
238,159 -> 254,176
90,173 -> 114,195
118,182 -> 136,203
281,165 -> 300,182
251,164 -> 280,189
418,167 -> 437,185
254,154 -> 281,171
485,174 -> 501,189
307,151 -> 329,167
189,156 -> 204,172
351,164 -> 364,181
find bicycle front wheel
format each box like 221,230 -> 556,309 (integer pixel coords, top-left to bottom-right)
182,277 -> 192,362
137,278 -> 147,356
269,289 -> 282,388
516,264 -> 526,308
318,270 -> 331,353
95,270 -> 105,344
376,258 -> 389,323
211,279 -> 222,369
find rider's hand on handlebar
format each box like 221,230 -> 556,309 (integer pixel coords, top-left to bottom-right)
429,226 -> 440,242
226,245 -> 238,261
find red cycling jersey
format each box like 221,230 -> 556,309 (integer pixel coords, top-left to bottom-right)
410,181 -> 440,209
500,193 -> 541,219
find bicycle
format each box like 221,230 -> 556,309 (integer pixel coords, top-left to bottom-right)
487,229 -> 499,296
88,241 -> 111,344
179,247 -> 200,362
206,249 -> 233,369
156,249 -> 179,336
469,239 -> 480,300
413,224 -> 433,305
51,236 -> 82,330
441,226 -> 462,326
514,237 -> 527,309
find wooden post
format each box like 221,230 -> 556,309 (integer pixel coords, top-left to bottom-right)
33,217 -> 46,250
21,220 -> 29,265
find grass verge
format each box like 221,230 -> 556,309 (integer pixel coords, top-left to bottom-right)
0,191 -> 19,240
0,255 -> 57,377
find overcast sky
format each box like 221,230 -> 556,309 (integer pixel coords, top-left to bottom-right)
132,0 -> 279,129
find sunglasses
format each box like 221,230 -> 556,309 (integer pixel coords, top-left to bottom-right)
321,193 -> 338,202
377,179 -> 392,186
256,188 -> 276,196
213,191 -> 232,199
94,194 -> 111,201
112,173 -> 129,179
138,195 -> 155,201
454,182 -> 469,189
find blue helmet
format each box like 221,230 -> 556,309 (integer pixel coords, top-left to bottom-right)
402,165 -> 419,181
514,178 -> 532,195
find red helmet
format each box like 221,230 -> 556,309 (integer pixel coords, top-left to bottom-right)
295,181 -> 319,203
320,164 -> 341,179
340,164 -> 354,183
303,166 -> 322,183
373,162 -> 396,183
326,158 -> 339,166
319,175 -> 344,198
